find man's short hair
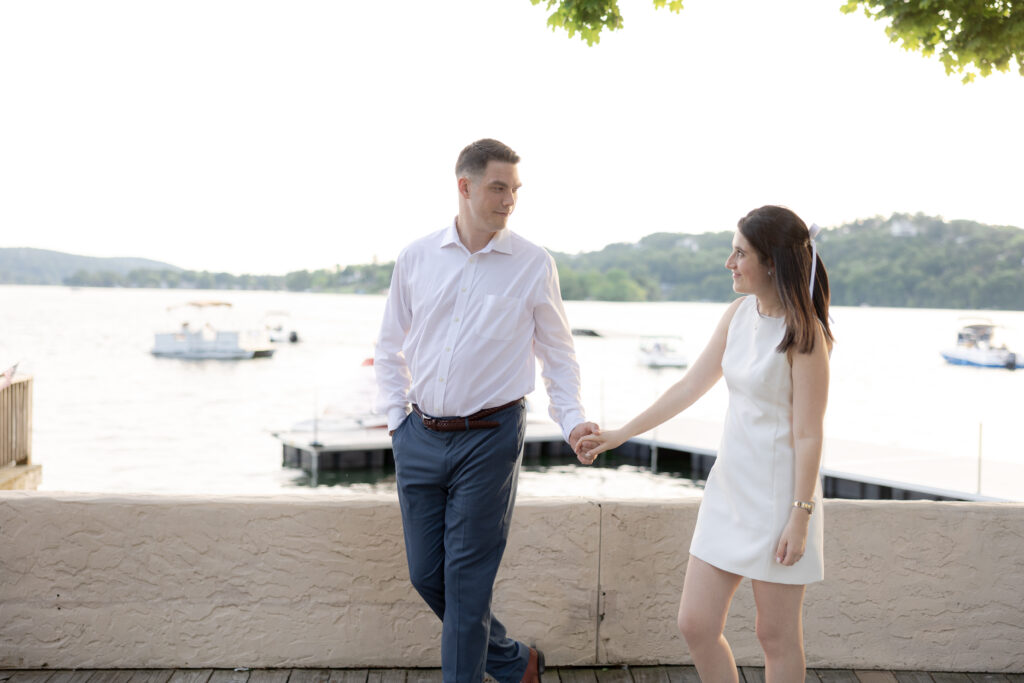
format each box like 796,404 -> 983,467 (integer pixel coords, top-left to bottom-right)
455,139 -> 520,179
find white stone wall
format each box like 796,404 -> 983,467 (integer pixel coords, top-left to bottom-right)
1,493 -> 1021,671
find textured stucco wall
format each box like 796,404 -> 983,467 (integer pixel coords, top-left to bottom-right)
1,493 -> 1021,671
596,500 -> 1024,671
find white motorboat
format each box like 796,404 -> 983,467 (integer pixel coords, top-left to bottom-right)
264,310 -> 300,343
152,301 -> 275,360
638,336 -> 688,369
940,321 -> 1016,370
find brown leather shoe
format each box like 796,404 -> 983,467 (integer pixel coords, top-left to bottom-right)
520,646 -> 545,683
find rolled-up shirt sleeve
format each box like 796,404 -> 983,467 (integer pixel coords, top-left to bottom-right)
374,252 -> 414,432
531,255 -> 586,441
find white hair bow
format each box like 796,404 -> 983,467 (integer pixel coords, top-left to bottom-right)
808,223 -> 821,296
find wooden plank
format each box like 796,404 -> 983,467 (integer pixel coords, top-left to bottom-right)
817,672 -> 861,683
931,675 -> 972,683
207,671 -> 251,683
663,667 -> 701,683
630,667 -> 670,683
247,672 -> 289,683
129,671 -> 174,683
0,670 -> 1016,683
403,671 -> 441,683
1,674 -> 54,683
365,671 -> 406,683
894,674 -> 934,683
596,667 -> 632,683
43,673 -> 96,683
740,668 -> 765,683
85,672 -> 135,683
327,671 -> 368,683
855,672 -> 898,683
168,671 -> 214,683
288,673 -> 332,683
557,669 -> 598,683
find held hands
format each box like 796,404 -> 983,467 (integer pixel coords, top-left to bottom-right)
775,508 -> 811,566
568,422 -> 600,463
573,427 -> 627,465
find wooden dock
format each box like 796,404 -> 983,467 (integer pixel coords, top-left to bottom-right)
277,421 -> 997,501
2,666 -> 1021,683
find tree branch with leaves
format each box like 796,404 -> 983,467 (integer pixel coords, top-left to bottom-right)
528,0 -> 683,45
529,0 -> 1022,82
841,0 -> 1023,83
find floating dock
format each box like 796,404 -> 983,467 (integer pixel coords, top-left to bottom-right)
276,422 -> 1001,502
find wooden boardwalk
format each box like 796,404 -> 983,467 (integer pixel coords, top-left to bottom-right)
2,667 -> 1022,683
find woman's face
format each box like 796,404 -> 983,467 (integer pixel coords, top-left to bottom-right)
726,230 -> 773,297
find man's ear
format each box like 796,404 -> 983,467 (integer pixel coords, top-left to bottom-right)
457,176 -> 472,198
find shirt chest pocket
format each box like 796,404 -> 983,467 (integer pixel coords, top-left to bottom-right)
474,294 -> 527,342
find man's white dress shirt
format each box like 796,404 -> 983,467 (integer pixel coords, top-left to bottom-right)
374,221 -> 586,441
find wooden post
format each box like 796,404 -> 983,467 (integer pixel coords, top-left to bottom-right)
976,421 -> 983,496
0,374 -> 33,468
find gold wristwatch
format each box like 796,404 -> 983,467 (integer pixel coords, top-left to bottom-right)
793,500 -> 814,515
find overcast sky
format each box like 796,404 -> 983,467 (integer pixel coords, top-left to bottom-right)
2,0 -> 1022,275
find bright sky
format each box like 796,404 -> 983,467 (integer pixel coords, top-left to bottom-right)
2,0 -> 1022,275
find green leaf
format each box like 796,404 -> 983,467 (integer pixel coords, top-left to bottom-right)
528,0 -> 1023,80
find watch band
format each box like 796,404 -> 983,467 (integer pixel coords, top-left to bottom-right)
793,500 -> 815,515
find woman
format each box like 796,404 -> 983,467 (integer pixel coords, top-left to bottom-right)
577,205 -> 833,683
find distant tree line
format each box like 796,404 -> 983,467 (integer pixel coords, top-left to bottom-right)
822,215 -> 1024,310
64,262 -> 395,294
59,213 -> 1024,310
551,214 -> 1024,309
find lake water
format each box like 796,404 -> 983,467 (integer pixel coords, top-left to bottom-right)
2,285 -> 1022,500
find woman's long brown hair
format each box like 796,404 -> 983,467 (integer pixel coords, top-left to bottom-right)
737,205 -> 834,354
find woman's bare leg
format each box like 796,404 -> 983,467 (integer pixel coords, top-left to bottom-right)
751,579 -> 806,683
677,556 -> 743,683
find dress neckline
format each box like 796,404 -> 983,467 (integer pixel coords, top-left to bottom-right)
754,298 -> 783,320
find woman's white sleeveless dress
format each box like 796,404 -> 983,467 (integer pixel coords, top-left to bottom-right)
689,295 -> 824,584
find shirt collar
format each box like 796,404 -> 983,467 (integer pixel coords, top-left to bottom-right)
440,218 -> 514,256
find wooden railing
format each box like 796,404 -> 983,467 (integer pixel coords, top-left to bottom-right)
0,374 -> 32,469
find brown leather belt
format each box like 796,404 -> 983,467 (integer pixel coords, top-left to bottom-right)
412,398 -> 523,432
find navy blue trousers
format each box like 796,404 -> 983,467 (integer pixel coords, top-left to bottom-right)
392,400 -> 529,683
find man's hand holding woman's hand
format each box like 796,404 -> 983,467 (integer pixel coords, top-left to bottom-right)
573,427 -> 627,465
568,421 -> 599,455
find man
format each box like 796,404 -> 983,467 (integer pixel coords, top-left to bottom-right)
374,139 -> 596,683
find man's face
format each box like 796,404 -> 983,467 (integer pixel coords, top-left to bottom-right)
464,161 -> 521,233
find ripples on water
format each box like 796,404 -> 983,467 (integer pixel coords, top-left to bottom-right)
287,453 -> 705,499
2,286 -> 1022,499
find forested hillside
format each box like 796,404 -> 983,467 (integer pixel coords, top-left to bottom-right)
553,214 -> 1024,310
0,248 -> 179,285
8,214 -> 1023,310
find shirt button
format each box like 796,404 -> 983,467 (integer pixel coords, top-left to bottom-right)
454,317 -> 459,322
461,287 -> 466,292
445,346 -> 451,352
439,377 -> 445,382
